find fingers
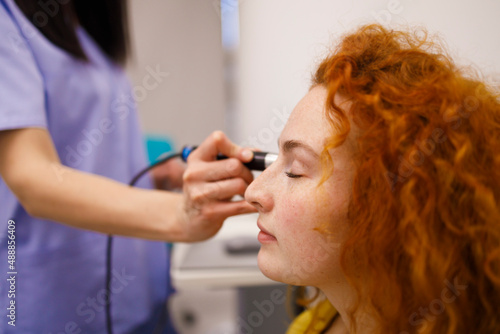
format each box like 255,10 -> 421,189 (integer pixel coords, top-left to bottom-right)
180,131 -> 259,241
180,199 -> 257,242
188,130 -> 254,163
186,178 -> 250,204
198,201 -> 257,222
183,158 -> 254,185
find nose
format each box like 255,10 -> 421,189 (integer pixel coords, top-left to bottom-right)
244,167 -> 274,213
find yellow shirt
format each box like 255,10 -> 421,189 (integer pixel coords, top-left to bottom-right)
286,299 -> 338,334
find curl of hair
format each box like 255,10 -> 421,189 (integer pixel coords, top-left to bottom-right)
313,24 -> 500,334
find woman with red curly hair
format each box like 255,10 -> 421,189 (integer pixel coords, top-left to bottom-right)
245,24 -> 500,334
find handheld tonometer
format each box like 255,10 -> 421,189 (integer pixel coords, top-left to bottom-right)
129,146 -> 278,187
181,145 -> 278,171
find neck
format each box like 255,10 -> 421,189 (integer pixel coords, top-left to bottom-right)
320,283 -> 377,334
324,314 -> 348,334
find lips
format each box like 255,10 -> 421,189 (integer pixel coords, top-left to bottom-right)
257,221 -> 274,236
257,221 -> 277,243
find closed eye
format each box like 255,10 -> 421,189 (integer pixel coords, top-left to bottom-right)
285,172 -> 302,179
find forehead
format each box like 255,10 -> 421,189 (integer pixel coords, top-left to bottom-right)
280,86 -> 330,145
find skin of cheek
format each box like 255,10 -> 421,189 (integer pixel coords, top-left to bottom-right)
300,173 -> 352,285
269,191 -> 308,284
265,181 -> 347,287
313,181 -> 350,246
256,176 -> 312,285
309,183 -> 348,286
278,196 -> 310,284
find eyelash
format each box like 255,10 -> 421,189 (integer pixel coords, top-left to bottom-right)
285,172 -> 302,179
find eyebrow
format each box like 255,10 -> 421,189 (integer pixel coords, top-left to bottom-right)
280,139 -> 319,158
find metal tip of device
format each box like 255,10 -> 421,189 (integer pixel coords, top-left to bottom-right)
264,153 -> 278,169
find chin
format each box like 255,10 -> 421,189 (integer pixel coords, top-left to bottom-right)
257,251 -> 320,286
257,252 -> 285,283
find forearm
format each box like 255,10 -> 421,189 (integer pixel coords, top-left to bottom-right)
1,128 -> 256,242
16,163 -> 188,241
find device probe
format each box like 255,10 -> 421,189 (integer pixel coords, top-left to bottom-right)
181,145 -> 277,171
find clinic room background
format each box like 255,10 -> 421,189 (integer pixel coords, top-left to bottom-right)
127,0 -> 500,160
125,0 -> 500,333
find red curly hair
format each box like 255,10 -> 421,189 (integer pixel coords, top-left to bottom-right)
313,24 -> 500,333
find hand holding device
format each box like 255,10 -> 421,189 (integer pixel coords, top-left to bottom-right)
181,145 -> 277,171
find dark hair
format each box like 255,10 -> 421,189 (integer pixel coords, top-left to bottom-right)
14,0 -> 129,65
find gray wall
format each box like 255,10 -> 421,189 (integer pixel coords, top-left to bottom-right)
233,0 -> 500,153
126,1 -> 500,153
126,0 -> 226,150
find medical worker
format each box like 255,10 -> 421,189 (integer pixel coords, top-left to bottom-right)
0,0 -> 256,333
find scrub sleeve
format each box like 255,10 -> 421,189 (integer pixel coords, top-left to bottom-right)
0,0 -> 175,333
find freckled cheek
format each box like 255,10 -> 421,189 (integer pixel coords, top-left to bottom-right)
305,189 -> 332,220
310,186 -> 350,242
274,191 -> 332,233
273,199 -> 306,236
279,200 -> 326,242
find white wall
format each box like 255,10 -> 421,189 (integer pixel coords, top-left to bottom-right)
125,1 -> 500,153
126,0 -> 226,149
233,0 -> 500,153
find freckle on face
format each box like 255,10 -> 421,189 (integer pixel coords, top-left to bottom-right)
254,86 -> 354,288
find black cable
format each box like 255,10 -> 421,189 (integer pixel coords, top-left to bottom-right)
105,151 -> 183,334
105,235 -> 113,334
129,152 -> 183,187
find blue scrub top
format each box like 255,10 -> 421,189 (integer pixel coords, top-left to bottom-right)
0,0 -> 174,333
